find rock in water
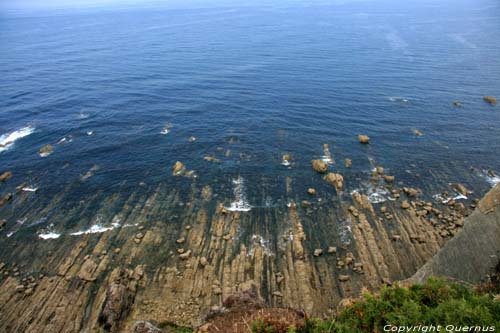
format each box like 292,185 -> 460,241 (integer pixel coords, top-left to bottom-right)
307,188 -> 316,195
0,171 -> 12,182
282,154 -> 292,165
452,101 -> 464,108
451,183 -> 470,196
0,193 -> 13,207
384,175 -> 395,183
324,172 -> 344,191
311,159 -> 328,173
39,144 -> 53,157
358,135 -> 370,144
483,96 -> 498,105
345,159 -> 352,168
172,161 -> 186,176
413,129 -> 423,136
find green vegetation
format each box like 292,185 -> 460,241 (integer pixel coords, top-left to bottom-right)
251,278 -> 500,333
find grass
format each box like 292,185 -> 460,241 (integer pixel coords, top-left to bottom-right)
251,278 -> 500,333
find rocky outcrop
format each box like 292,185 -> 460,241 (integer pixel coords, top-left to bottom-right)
311,160 -> 327,173
0,171 -> 12,182
357,135 -> 370,144
483,96 -> 498,105
172,161 -> 186,176
324,173 -> 343,191
411,183 -> 500,284
39,144 -> 53,157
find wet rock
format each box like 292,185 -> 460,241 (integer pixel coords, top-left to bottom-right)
327,246 -> 337,254
0,219 -> 6,229
384,175 -> 395,183
338,275 -> 350,282
345,159 -> 352,168
301,200 -> 311,208
324,172 -> 343,191
0,193 -> 13,207
413,129 -> 423,136
451,183 -> 470,196
313,249 -> 323,257
452,101 -> 464,108
380,206 -> 387,213
357,135 -> 370,144
401,201 -> 410,209
376,167 -> 384,175
0,171 -> 12,182
483,96 -> 498,105
15,285 -> 25,293
282,154 -> 292,164
307,188 -> 316,195
403,187 -> 419,197
176,237 -> 185,244
172,161 -> 186,176
39,144 -> 53,157
311,159 -> 328,174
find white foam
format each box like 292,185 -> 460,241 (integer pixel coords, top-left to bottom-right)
248,234 -> 274,256
6,232 -> 15,238
226,177 -> 252,212
389,96 -> 409,103
433,193 -> 468,204
478,170 -> 500,187
57,136 -> 73,145
87,131 -> 94,136
22,187 -> 38,192
38,232 -> 61,240
70,222 -> 120,236
351,183 -> 391,204
0,126 -> 35,153
281,160 -> 291,166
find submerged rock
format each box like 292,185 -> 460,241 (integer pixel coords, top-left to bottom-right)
324,172 -> 344,191
39,144 -> 53,157
311,159 -> 328,174
358,135 -> 370,144
483,96 -> 498,105
172,161 -> 186,176
0,193 -> 13,207
451,183 -> 470,196
0,171 -> 12,182
452,101 -> 464,108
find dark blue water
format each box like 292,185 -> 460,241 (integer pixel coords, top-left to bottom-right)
1,0 -> 500,235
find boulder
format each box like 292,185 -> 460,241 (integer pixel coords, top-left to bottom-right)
172,161 -> 186,176
313,249 -> 323,257
384,175 -> 395,183
176,237 -> 185,244
78,259 -> 98,282
307,188 -> 316,195
311,159 -> 328,173
199,257 -> 208,267
324,172 -> 343,191
0,171 -> 12,182
179,250 -> 191,260
483,96 -> 498,105
358,135 -> 370,144
345,159 -> 352,168
401,201 -> 410,209
282,154 -> 292,164
327,246 -> 337,254
39,144 -> 53,157
413,129 -> 423,136
338,275 -> 350,282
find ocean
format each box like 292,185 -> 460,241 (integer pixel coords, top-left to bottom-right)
1,0 -> 500,239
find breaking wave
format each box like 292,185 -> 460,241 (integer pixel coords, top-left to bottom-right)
226,176 -> 252,212
0,126 -> 35,153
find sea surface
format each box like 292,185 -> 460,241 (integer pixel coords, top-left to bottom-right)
1,0 -> 500,239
